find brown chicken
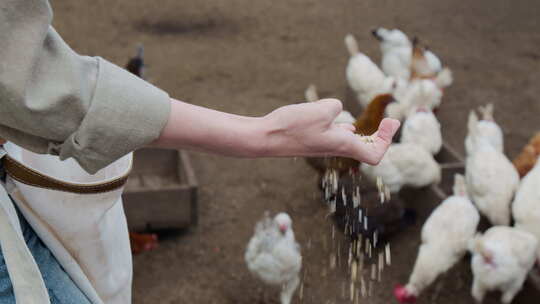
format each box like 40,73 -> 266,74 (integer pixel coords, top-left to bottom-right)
354,93 -> 395,135
513,132 -> 540,177
304,87 -> 395,175
129,232 -> 158,254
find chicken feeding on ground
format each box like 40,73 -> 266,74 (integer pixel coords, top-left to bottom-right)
465,109 -> 518,226
360,142 -> 441,193
125,44 -> 145,78
332,173 -> 416,244
304,86 -> 395,175
245,212 -> 302,304
512,156 -> 540,271
513,132 -> 540,177
400,108 -> 442,155
394,174 -> 479,303
344,34 -> 402,108
372,28 -> 412,81
469,226 -> 538,303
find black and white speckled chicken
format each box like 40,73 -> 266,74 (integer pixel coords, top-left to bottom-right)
245,212 -> 302,304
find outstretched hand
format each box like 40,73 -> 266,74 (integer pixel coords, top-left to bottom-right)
154,98 -> 399,164
262,99 -> 400,165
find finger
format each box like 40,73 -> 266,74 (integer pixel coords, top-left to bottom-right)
314,98 -> 343,120
375,118 -> 400,143
0,138 -> 5,145
335,123 -> 356,132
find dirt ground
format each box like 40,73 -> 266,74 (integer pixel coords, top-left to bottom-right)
51,0 -> 540,303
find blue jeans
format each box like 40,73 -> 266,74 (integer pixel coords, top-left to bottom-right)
0,178 -> 91,302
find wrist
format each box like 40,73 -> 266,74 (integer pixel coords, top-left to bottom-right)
248,115 -> 275,158
251,113 -> 298,158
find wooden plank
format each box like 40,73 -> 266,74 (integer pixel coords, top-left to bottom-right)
122,148 -> 198,231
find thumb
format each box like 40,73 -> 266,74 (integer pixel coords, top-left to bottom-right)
375,118 -> 400,142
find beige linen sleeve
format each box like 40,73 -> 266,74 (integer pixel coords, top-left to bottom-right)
0,0 -> 171,174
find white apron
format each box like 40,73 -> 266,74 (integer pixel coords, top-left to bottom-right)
3,142 -> 133,304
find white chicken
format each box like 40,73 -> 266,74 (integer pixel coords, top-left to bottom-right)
512,155 -> 540,267
465,109 -> 518,226
344,34 -> 397,108
361,143 -> 441,193
304,84 -> 355,124
465,104 -> 504,155
245,212 -> 302,304
469,226 -> 538,303
410,37 -> 443,79
372,27 -> 412,80
386,77 -> 446,121
395,174 -> 480,303
400,108 -> 442,155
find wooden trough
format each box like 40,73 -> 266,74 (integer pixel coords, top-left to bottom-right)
122,148 -> 198,231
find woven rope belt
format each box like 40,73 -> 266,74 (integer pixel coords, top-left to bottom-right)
2,156 -> 130,194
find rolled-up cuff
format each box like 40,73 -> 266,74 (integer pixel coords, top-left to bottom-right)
57,57 -> 171,174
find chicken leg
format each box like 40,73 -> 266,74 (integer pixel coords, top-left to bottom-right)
280,275 -> 300,304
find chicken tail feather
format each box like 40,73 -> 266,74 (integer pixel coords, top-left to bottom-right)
305,84 -> 319,102
345,34 -> 360,56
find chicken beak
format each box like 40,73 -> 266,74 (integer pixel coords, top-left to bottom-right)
279,224 -> 287,234
371,29 -> 382,41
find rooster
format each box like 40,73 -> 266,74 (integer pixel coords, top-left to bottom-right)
395,174 -> 479,303
469,226 -> 538,303
513,132 -> 540,177
245,212 -> 302,304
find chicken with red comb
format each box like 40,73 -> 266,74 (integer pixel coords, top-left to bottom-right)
394,284 -> 417,303
394,175 -> 479,303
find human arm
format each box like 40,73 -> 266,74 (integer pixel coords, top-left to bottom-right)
153,98 -> 400,165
